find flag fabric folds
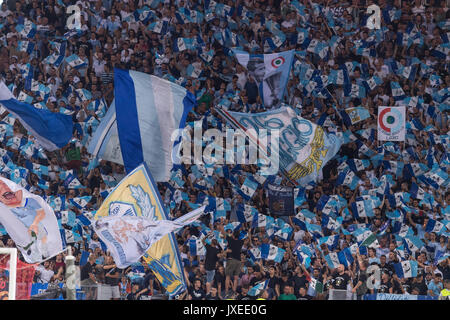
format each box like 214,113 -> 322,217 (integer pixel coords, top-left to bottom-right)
0,82 -> 73,151
93,163 -> 191,298
217,105 -> 342,186
0,177 -> 63,263
232,49 -> 294,108
393,260 -> 418,278
92,69 -> 196,180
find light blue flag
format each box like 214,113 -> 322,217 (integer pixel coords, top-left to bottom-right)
217,106 -> 342,185
0,82 -> 73,151
248,280 -> 268,297
17,40 -> 35,54
364,75 -> 383,91
394,260 -> 418,279
238,176 -> 259,201
147,20 -> 168,34
65,54 -> 87,69
91,69 -> 195,180
232,49 -> 294,108
236,203 -> 257,223
318,235 -> 339,251
15,21 -> 36,38
391,82 -> 406,101
337,169 -> 360,190
425,218 -> 446,234
338,247 -> 354,268
340,107 -> 370,127
260,244 -> 285,263
325,252 -> 340,269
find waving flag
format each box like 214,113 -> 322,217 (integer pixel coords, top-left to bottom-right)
90,69 -> 195,180
0,82 -> 73,151
233,49 -> 294,108
325,252 -> 340,269
394,260 -> 418,279
260,244 -> 285,263
93,163 -> 194,298
248,280 -> 268,297
217,106 -> 342,185
337,169 -> 360,190
0,177 -> 63,263
340,107 -> 370,127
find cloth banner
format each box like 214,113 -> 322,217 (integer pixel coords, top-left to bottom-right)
267,184 -> 294,216
0,178 -> 63,263
378,106 -> 406,141
93,163 -> 190,298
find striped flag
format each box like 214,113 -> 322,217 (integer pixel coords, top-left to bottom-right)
325,252 -> 340,269
338,247 -> 354,268
248,280 -> 268,297
394,260 -> 418,278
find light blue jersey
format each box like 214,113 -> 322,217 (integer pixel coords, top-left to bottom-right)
10,197 -> 42,228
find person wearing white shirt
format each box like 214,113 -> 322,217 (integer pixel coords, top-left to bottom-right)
36,261 -> 55,284
0,3 -> 11,19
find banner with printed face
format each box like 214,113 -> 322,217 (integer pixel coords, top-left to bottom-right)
0,178 -> 63,263
93,163 -> 197,298
378,106 -> 405,141
267,184 -> 295,216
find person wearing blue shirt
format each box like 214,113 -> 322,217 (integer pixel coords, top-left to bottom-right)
427,273 -> 443,296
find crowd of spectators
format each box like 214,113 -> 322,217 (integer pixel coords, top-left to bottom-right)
0,0 -> 449,300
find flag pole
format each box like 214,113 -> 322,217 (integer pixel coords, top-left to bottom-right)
65,246 -> 76,300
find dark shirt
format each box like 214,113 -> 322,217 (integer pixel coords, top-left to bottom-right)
226,236 -> 244,261
105,267 -> 121,286
189,286 -> 206,300
377,279 -> 392,294
80,262 -> 95,281
205,244 -> 221,271
332,272 -> 350,290
244,80 -> 259,104
214,272 -> 226,290
292,274 -> 308,294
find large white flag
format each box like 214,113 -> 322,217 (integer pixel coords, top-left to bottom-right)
378,106 -> 405,141
93,206 -> 205,268
0,177 -> 63,263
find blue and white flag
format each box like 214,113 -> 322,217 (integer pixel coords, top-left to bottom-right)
0,82 -> 73,151
340,107 -> 370,127
394,260 -> 418,278
391,82 -> 406,101
338,247 -> 354,268
65,54 -> 87,69
15,20 -> 36,38
260,244 -> 285,263
337,169 -> 360,190
17,40 -> 35,54
425,218 -> 446,234
318,234 -> 339,251
347,159 -> 370,173
233,49 -> 294,108
91,69 -> 195,180
325,252 -> 340,269
363,75 -> 383,91
248,280 -> 268,297
217,106 -> 342,185
147,20 -> 168,34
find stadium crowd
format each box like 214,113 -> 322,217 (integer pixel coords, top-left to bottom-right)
0,0 -> 449,300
